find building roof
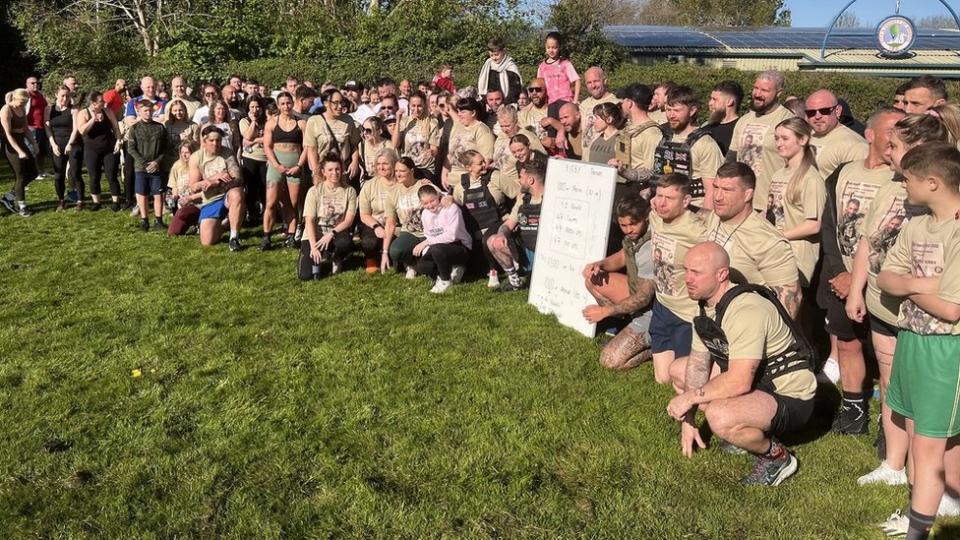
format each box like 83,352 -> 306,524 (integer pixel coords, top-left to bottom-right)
604,25 -> 960,52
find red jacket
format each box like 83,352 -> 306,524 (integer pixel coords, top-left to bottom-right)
27,91 -> 47,129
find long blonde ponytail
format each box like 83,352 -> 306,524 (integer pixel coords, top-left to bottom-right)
777,117 -> 817,206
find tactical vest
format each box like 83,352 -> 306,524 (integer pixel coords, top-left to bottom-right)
653,128 -> 712,199
693,284 -> 814,391
517,192 -> 542,250
616,121 -> 666,187
460,173 -> 501,232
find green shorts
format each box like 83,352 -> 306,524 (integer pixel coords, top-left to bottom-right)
886,330 -> 960,438
267,149 -> 303,185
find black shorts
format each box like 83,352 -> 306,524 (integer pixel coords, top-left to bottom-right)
870,314 -> 900,338
822,289 -> 869,342
766,391 -> 815,437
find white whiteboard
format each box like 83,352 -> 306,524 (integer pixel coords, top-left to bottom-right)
528,158 -> 617,337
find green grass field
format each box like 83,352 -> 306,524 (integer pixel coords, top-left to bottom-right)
0,171 -> 955,539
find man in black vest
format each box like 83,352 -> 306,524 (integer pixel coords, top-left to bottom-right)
667,242 -> 816,486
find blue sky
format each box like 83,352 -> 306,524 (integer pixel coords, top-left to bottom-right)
786,0 -> 959,28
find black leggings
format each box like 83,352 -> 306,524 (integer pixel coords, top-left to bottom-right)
84,148 -> 120,197
359,223 -> 385,259
3,150 -> 37,201
242,157 -> 267,218
123,145 -> 135,205
416,241 -> 468,281
51,142 -> 83,200
297,231 -> 353,280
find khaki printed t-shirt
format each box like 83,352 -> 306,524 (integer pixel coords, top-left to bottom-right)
303,183 -> 358,235
358,176 -> 398,225
616,120 -> 663,182
692,293 -> 817,400
360,139 -> 393,179
579,92 -> 619,152
729,104 -> 795,211
238,118 -> 267,162
811,124 -> 868,178
835,160 -> 894,272
491,128 -> 545,188
304,114 -> 361,166
518,104 -> 549,141
882,214 -> 960,335
766,166 -> 826,283
189,148 -> 241,205
864,181 -> 912,326
649,209 -> 707,322
705,210 -> 798,287
385,180 -> 432,237
447,121 -> 495,177
399,116 -> 440,170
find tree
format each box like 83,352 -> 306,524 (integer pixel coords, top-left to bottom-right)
834,11 -> 861,29
637,0 -> 791,27
917,15 -> 959,30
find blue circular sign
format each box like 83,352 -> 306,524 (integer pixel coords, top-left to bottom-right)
876,15 -> 916,57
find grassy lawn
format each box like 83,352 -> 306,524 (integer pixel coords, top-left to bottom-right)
0,171 -> 953,538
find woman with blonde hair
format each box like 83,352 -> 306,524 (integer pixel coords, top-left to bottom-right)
358,147 -> 399,272
767,116 -> 825,287
929,103 -> 960,146
393,91 -> 439,183
1,88 -> 39,215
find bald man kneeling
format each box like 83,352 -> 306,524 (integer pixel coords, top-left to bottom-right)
666,242 -> 817,486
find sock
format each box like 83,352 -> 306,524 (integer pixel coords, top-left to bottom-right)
18,201 -> 26,209
505,267 -> 521,286
230,230 -> 238,240
905,507 -> 935,540
841,391 -> 864,410
762,439 -> 787,461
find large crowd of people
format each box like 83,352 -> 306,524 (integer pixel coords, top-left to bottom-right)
4,33 -> 960,538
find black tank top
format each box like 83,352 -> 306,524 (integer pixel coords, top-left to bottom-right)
83,109 -> 115,153
273,118 -> 302,145
49,106 -> 74,144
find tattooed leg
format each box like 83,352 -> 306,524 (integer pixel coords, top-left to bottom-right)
600,325 -> 652,370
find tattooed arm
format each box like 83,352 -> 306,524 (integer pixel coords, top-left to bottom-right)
607,277 -> 656,317
772,281 -> 802,320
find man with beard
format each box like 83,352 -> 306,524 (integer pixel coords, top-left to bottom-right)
654,86 -> 723,209
805,89 -> 868,177
819,106 -> 903,435
703,80 -> 742,156
578,67 -> 619,154
727,70 -> 794,212
518,78 -> 565,153
556,103 -> 582,160
481,89 -> 505,132
165,76 -> 199,121
478,37 -> 523,105
648,81 -> 675,125
611,83 -> 663,190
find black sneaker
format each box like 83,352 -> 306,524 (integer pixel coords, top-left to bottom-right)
742,451 -> 799,486
494,279 -> 526,293
153,219 -> 165,231
832,402 -> 869,435
108,202 -> 118,212
284,235 -> 297,249
140,219 -> 150,232
228,237 -> 241,252
260,236 -> 272,252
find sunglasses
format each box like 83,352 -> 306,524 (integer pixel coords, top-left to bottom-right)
805,106 -> 837,118
381,105 -> 396,110
526,87 -> 544,93
204,92 -> 216,97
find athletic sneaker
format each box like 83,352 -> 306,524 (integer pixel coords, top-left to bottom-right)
877,509 -> 908,536
820,357 -> 841,384
450,265 -> 465,284
331,260 -> 342,275
284,235 -> 297,249
857,461 -> 907,486
106,202 -> 115,212
430,278 -> 452,294
487,269 -> 500,288
939,493 -> 960,517
153,219 -> 165,231
17,206 -> 31,217
741,451 -> 798,486
294,223 -> 304,242
364,257 -> 378,274
0,197 -> 14,213
259,236 -> 272,252
130,206 -> 140,217
228,237 -> 241,252
832,402 -> 869,435
405,267 -> 417,280
495,279 -> 525,293
139,219 -> 150,231
56,201 -> 65,212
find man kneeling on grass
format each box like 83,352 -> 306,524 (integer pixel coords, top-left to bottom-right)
667,242 -> 816,486
581,192 -> 656,369
189,126 -> 245,252
484,153 -> 548,292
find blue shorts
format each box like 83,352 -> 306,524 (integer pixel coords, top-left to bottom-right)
199,198 -> 229,221
649,300 -> 693,356
135,171 -> 164,196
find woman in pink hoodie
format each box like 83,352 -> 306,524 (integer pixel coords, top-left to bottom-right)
414,184 -> 473,293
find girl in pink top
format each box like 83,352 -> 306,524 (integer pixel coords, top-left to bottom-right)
537,32 -> 580,105
414,184 -> 472,293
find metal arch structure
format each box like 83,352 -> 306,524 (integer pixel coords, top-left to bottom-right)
819,0 -> 960,60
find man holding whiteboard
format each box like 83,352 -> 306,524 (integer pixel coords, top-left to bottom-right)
582,192 -> 657,369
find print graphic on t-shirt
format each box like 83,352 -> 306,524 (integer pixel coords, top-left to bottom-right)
397,191 -> 424,233
739,123 -> 768,178
867,195 -> 907,274
491,142 -> 511,171
316,190 -> 347,234
901,240 -> 951,334
405,125 -> 430,168
651,232 -> 678,296
838,181 -> 881,256
766,179 -> 787,229
201,156 -> 229,199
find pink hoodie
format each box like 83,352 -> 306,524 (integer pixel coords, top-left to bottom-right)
422,203 -> 473,250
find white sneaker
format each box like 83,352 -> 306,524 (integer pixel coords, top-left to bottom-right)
821,357 -> 841,384
405,267 -> 417,280
939,493 -> 960,517
450,265 -> 465,284
331,261 -> 342,275
130,206 -> 140,217
487,270 -> 500,288
430,278 -> 451,294
877,509 -> 908,536
857,461 -> 907,486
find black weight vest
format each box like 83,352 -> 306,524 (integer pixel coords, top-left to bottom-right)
653,128 -> 712,199
693,284 -> 814,390
460,173 -> 501,232
516,192 -> 541,250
